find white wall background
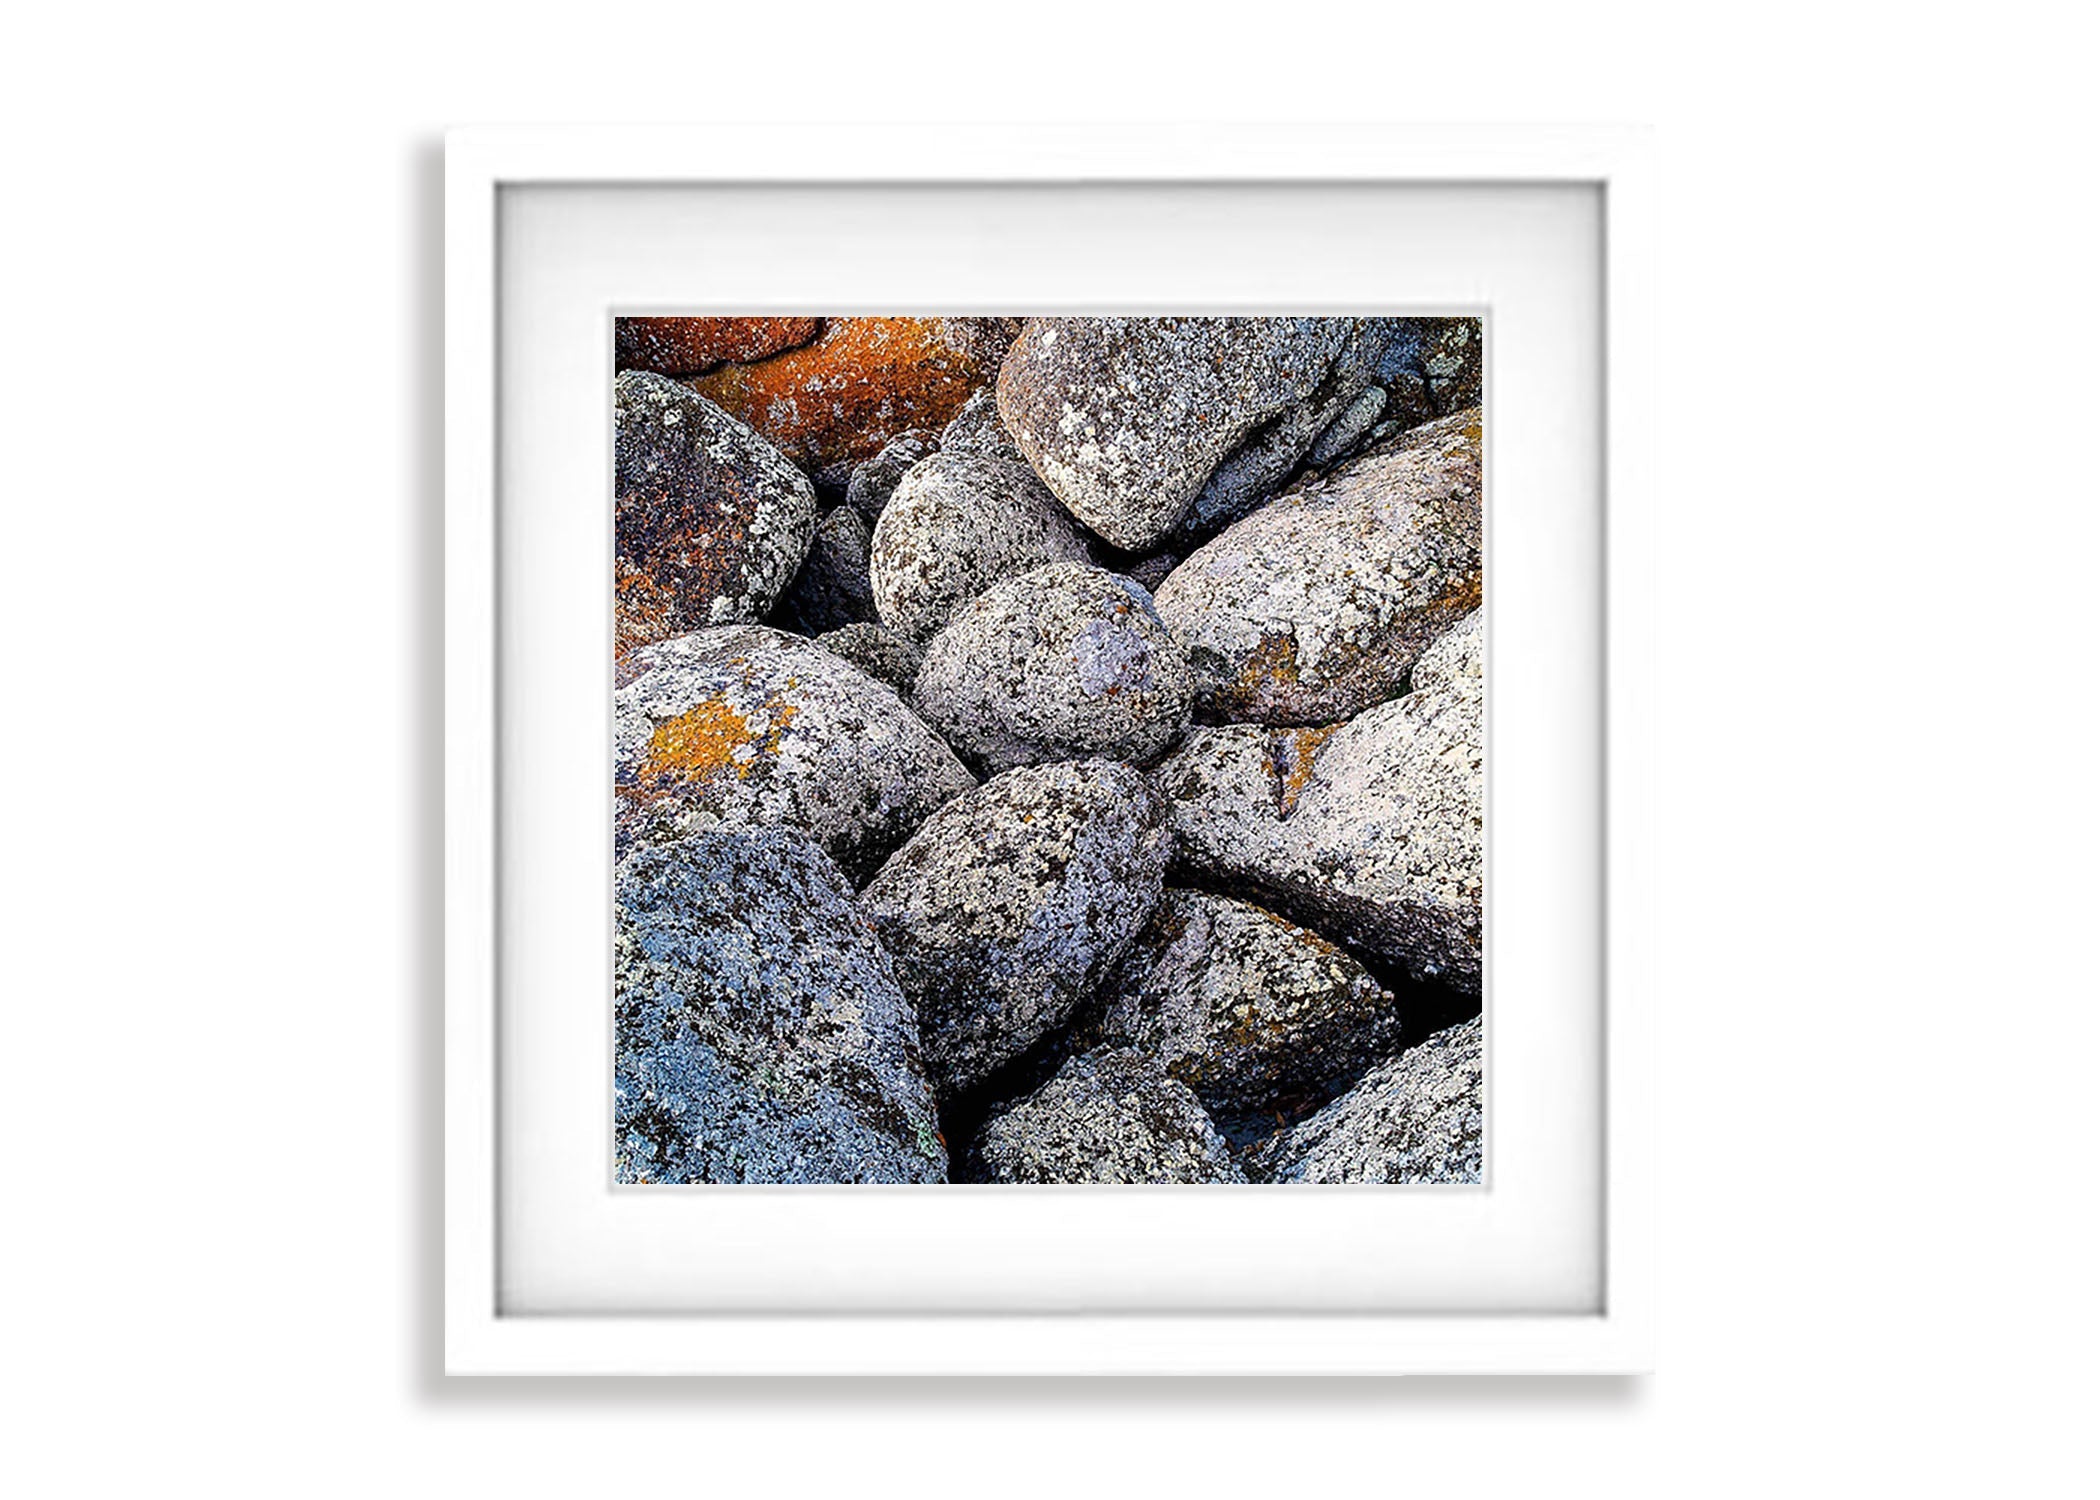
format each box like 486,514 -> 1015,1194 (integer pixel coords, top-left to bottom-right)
2,4 -> 2093,1495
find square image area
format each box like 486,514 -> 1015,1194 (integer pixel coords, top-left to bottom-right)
610,316 -> 1483,1185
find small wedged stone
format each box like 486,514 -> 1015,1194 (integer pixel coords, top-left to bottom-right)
868,450 -> 1094,642
615,827 -> 945,1184
1148,610 -> 1484,990
614,372 -> 818,654
1152,408 -> 1481,726
814,621 -> 924,695
1246,1016 -> 1482,1184
614,625 -> 975,884
1088,890 -> 1400,1119
977,1049 -> 1244,1185
1308,385 -> 1389,465
843,429 -> 938,526
936,385 -> 1027,464
912,563 -> 1194,774
782,505 -> 877,634
858,760 -> 1171,1097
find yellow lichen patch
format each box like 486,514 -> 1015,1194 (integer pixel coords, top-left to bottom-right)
1276,723 -> 1342,815
1234,632 -> 1302,698
639,699 -> 758,784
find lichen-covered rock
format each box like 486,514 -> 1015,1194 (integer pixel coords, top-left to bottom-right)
1153,409 -> 1481,725
858,761 -> 1171,1097
868,450 -> 1094,642
1247,1016 -> 1482,1184
843,429 -> 938,526
1149,610 -> 1484,989
614,373 -> 818,655
976,1049 -> 1244,1185
1089,890 -> 1400,1118
936,385 -> 1026,464
996,317 -> 1401,551
781,505 -> 877,634
614,316 -> 823,375
813,621 -> 924,695
615,828 -> 945,1184
614,625 -> 975,884
1308,385 -> 1388,466
688,317 -> 1014,492
912,563 -> 1194,774
1384,316 -> 1483,414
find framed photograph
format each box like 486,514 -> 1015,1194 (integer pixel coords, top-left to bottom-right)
446,124 -> 1653,1375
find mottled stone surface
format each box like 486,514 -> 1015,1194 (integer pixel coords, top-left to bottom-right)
1153,409 -> 1481,725
614,373 -> 818,655
843,429 -> 938,526
614,316 -> 823,376
997,317 -> 1400,551
977,1049 -> 1244,1185
1247,1016 -> 1482,1184
1090,890 -> 1400,1118
858,761 -> 1171,1097
689,317 -> 1013,492
782,505 -> 877,634
913,563 -> 1194,774
1127,552 -> 1179,592
1308,384 -> 1389,465
1149,610 -> 1484,989
937,385 -> 1026,464
615,828 -> 945,1184
868,450 -> 1095,642
1388,316 -> 1483,413
814,621 -> 924,695
614,625 -> 975,884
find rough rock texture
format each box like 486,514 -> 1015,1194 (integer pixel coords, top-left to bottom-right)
689,317 -> 1014,492
1089,890 -> 1400,1119
912,563 -> 1194,774
814,622 -> 924,695
1127,552 -> 1179,592
614,373 -> 818,655
868,450 -> 1095,642
997,317 -> 1403,551
858,761 -> 1171,1097
1247,1016 -> 1482,1184
1149,609 -> 1484,988
843,429 -> 938,526
1153,408 -> 1481,725
614,828 -> 945,1184
1389,316 -> 1484,413
977,1049 -> 1244,1185
937,385 -> 1027,464
782,504 -> 877,634
614,316 -> 823,376
1308,385 -> 1389,466
614,625 -> 975,884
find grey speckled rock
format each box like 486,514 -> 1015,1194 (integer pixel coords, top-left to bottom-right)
1247,1016 -> 1482,1184
814,621 -> 924,696
1149,610 -> 1484,989
615,372 -> 818,655
1154,409 -> 1481,726
1127,552 -> 1179,592
1382,317 -> 1483,414
978,1049 -> 1245,1184
937,385 -> 1027,464
615,828 -> 946,1184
843,429 -> 938,526
614,625 -> 975,885
998,317 -> 1402,552
868,450 -> 1095,642
1308,385 -> 1388,465
858,761 -> 1171,1097
1089,890 -> 1400,1118
913,563 -> 1194,775
783,504 -> 878,634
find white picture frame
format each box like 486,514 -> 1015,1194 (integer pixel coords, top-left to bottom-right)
445,124 -> 1654,1376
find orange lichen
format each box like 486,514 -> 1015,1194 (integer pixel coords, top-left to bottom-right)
639,700 -> 758,783
615,317 -> 823,374
1275,723 -> 1342,815
688,317 -> 1010,475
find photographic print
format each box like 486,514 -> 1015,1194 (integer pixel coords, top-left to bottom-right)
611,316 -> 1483,1185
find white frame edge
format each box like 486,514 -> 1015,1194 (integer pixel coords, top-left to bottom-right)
443,124 -> 1654,1377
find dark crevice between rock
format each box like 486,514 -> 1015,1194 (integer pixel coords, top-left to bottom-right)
933,1026 -> 1088,1184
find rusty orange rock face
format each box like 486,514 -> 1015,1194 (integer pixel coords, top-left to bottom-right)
687,318 -> 1015,489
614,317 -> 823,375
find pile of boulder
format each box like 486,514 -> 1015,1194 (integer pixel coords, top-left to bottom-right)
611,316 -> 1485,1185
